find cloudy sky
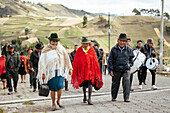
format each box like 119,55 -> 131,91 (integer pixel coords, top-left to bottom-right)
22,0 -> 170,15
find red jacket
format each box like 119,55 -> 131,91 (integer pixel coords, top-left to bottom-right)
71,45 -> 103,89
0,57 -> 6,76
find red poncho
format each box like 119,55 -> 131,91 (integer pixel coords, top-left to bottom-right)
0,57 -> 6,76
71,45 -> 103,89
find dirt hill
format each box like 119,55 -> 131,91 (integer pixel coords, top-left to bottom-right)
0,0 -> 95,17
76,15 -> 170,50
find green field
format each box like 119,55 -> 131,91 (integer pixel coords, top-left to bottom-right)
0,15 -> 170,60
63,27 -> 84,38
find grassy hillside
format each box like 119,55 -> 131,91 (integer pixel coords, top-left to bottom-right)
0,15 -> 170,59
0,0 -> 95,17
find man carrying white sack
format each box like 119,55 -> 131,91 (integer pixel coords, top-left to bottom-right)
37,33 -> 72,111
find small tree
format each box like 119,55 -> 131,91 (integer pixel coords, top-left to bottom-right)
83,16 -> 88,27
164,12 -> 170,19
132,8 -> 141,15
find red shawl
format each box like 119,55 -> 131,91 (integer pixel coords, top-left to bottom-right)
71,45 -> 103,89
0,57 -> 6,76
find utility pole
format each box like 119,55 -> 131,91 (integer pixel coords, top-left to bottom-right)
108,12 -> 111,53
159,0 -> 164,72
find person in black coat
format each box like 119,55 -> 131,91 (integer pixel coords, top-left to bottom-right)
70,45 -> 78,64
29,43 -> 42,92
140,39 -> 157,90
108,33 -> 134,102
65,44 -> 78,91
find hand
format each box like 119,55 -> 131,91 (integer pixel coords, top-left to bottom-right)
110,72 -> 114,77
69,70 -> 72,75
42,73 -> 45,81
151,50 -> 155,54
31,68 -> 34,72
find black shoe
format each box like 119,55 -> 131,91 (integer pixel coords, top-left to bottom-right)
65,89 -> 69,91
88,100 -> 93,105
8,92 -> 13,95
57,101 -> 64,108
83,98 -> 87,103
124,99 -> 130,102
52,108 -> 57,111
14,88 -> 17,93
112,99 -> 116,101
143,82 -> 147,85
3,87 -> 6,89
33,89 -> 36,92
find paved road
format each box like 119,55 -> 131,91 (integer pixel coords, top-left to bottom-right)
0,72 -> 170,112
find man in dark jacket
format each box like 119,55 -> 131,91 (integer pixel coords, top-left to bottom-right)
29,43 -> 42,92
94,44 -> 103,73
140,39 -> 157,90
108,33 -> 134,102
5,45 -> 20,95
70,45 -> 78,63
135,40 -> 145,89
65,44 -> 78,91
90,40 -> 100,59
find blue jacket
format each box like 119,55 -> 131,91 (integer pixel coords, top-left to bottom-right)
108,44 -> 134,73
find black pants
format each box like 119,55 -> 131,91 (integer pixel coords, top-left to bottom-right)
6,68 -> 18,92
130,74 -> 133,89
28,69 -> 33,87
32,68 -> 40,90
65,79 -> 68,90
130,67 -> 143,87
142,66 -> 156,85
137,68 -> 143,85
99,61 -> 102,74
103,65 -> 107,75
111,71 -> 130,100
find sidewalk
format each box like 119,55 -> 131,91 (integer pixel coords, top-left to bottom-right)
0,72 -> 170,112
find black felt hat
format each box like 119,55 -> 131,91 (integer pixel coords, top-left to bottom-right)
118,33 -> 127,41
48,33 -> 60,42
35,43 -> 43,50
81,36 -> 90,44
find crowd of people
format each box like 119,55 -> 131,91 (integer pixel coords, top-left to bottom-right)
0,32 -> 158,111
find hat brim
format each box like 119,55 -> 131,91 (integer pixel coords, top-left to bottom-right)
118,39 -> 127,41
81,41 -> 91,44
48,37 -> 60,42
